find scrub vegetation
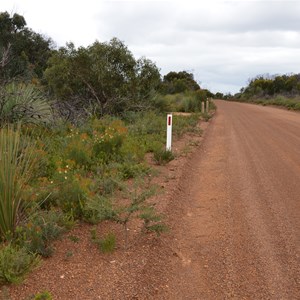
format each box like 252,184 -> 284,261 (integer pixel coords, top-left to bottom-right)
231,74 -> 300,110
0,11 -> 214,286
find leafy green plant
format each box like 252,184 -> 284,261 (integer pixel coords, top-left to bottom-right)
0,244 -> 39,284
153,149 -> 175,165
15,210 -> 67,257
0,124 -> 41,240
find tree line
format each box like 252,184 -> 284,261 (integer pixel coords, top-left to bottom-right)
0,11 -> 214,125
237,74 -> 300,99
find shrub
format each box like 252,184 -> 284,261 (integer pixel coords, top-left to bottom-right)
96,176 -> 121,196
118,162 -> 150,180
153,149 -> 175,165
0,244 -> 39,284
172,114 -> 200,136
68,146 -> 91,169
120,135 -> 146,162
15,210 -> 68,257
114,183 -> 157,247
56,180 -> 86,219
140,206 -> 168,236
83,195 -> 116,224
294,102 -> 300,110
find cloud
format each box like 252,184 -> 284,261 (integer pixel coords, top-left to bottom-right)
1,0 -> 300,93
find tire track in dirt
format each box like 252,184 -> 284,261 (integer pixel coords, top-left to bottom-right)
157,101 -> 300,299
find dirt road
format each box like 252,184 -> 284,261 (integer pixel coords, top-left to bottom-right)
159,101 -> 300,299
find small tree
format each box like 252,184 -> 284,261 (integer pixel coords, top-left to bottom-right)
45,38 -> 161,119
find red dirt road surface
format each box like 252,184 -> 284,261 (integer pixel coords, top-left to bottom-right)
159,100 -> 300,299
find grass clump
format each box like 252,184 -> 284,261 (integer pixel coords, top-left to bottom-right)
91,229 -> 116,254
26,291 -> 53,300
153,149 -> 175,165
98,233 -> 116,253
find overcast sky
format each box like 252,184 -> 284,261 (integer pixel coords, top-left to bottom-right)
1,0 -> 300,94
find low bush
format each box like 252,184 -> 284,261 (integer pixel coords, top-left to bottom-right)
83,195 -> 116,224
118,162 -> 151,180
233,95 -> 300,111
173,114 -> 200,137
0,244 -> 39,284
29,291 -> 53,300
140,206 -> 168,236
153,149 -> 175,165
15,210 -> 69,257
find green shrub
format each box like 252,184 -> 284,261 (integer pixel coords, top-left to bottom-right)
83,195 -> 116,224
153,149 -> 175,165
172,114 -> 200,137
96,176 -> 121,196
151,95 -> 172,112
56,180 -> 86,219
68,147 -> 91,169
139,206 -> 168,236
294,102 -> 300,110
118,162 -> 151,180
90,228 -> 116,253
16,211 -> 67,257
120,135 -> 146,162
113,183 -> 157,248
0,244 -> 39,284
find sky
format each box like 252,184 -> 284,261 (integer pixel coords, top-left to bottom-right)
1,0 -> 300,94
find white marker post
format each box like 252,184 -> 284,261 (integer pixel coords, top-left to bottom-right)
166,114 -> 172,151
206,99 -> 209,112
201,101 -> 205,113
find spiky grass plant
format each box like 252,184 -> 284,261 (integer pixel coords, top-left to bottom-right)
0,124 -> 39,240
0,83 -> 53,126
